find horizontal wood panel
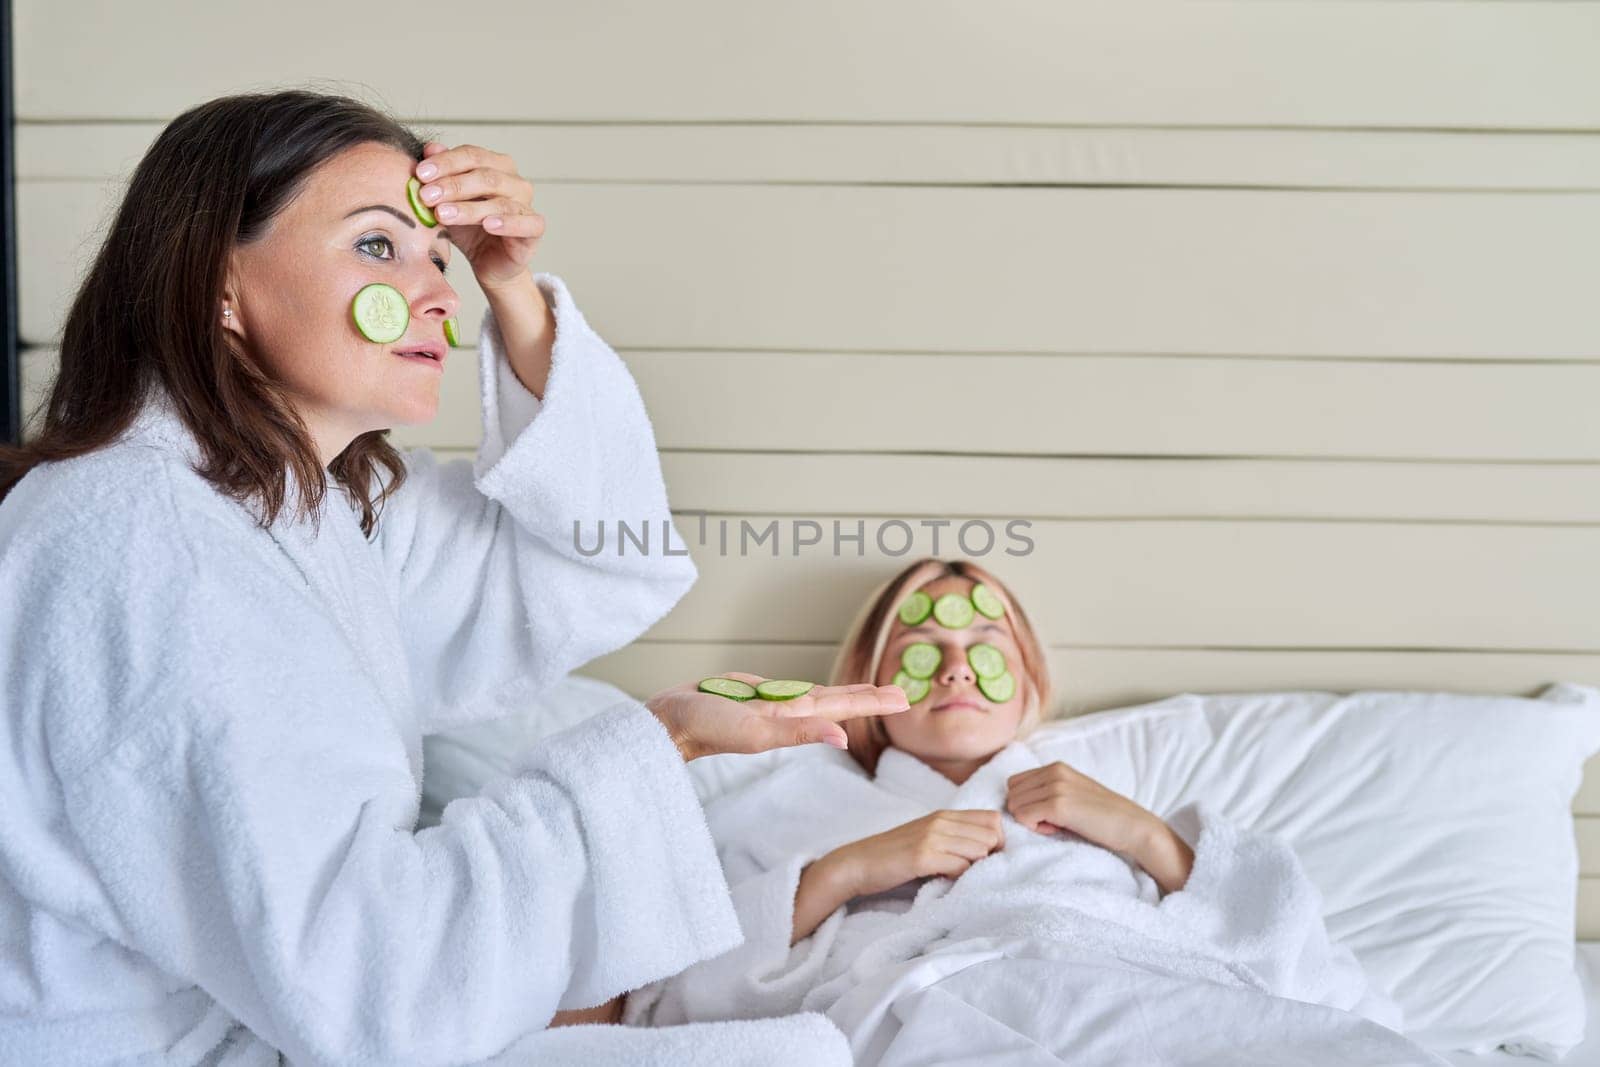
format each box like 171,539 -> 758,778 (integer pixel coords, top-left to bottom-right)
15,2 -> 1600,129
1581,819 -> 1600,875
584,641 -> 1600,713
18,123 -> 1600,190
29,345 -> 1600,462
616,519 -> 1600,649
20,182 -> 1600,358
1581,880 -> 1600,939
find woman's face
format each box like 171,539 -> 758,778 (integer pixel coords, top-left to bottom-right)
873,575 -> 1030,769
222,142 -> 460,462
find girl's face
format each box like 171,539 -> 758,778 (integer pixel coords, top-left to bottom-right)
873,575 -> 1030,772
223,142 -> 460,464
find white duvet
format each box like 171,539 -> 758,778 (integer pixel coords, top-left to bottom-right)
625,739 -> 1453,1066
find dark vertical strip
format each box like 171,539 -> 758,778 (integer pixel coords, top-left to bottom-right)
0,0 -> 17,444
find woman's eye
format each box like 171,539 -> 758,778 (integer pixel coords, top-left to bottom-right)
358,235 -> 393,259
432,256 -> 447,273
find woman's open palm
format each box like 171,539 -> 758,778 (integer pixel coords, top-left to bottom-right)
647,672 -> 909,761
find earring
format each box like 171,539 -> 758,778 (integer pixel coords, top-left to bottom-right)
222,308 -> 232,318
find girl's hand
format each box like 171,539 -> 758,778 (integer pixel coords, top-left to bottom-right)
1004,761 -> 1195,892
413,141 -> 545,292
820,809 -> 1006,901
645,672 -> 909,762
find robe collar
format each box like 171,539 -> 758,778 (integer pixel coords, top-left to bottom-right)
873,740 -> 1042,812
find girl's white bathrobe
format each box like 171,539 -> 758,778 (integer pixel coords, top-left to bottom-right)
0,274 -> 849,1067
627,739 -> 1454,1066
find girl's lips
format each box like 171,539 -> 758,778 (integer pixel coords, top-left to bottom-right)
932,699 -> 985,713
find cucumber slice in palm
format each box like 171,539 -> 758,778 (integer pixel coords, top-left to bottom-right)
977,670 -> 1016,704
352,283 -> 410,344
443,317 -> 460,347
967,642 -> 1006,680
892,670 -> 931,704
407,176 -> 439,228
755,679 -> 815,701
898,590 -> 933,626
932,593 -> 975,629
971,583 -> 1005,620
698,677 -> 757,701
900,642 -> 941,680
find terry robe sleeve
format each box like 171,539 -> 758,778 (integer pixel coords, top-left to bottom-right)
371,271 -> 698,731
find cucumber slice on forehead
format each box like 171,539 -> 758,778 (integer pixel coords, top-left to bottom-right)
970,583 -> 1005,620
977,670 -> 1017,704
698,677 -> 758,701
967,643 -> 1006,680
892,670 -> 931,704
755,679 -> 815,701
443,318 -> 459,347
932,593 -> 975,629
407,176 -> 439,228
900,642 -> 941,680
898,590 -> 933,626
351,283 -> 410,344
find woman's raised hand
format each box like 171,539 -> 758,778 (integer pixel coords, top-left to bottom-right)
646,672 -> 908,762
413,141 -> 544,292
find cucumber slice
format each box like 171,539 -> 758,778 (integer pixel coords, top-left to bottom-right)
900,642 -> 941,680
897,590 -> 933,626
892,670 -> 931,704
443,317 -> 459,347
351,283 -> 410,344
698,677 -> 757,701
970,583 -> 1005,620
977,670 -> 1016,704
932,593 -> 975,629
967,642 -> 1006,680
755,679 -> 815,701
406,175 -> 439,228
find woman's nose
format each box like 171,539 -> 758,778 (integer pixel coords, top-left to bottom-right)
411,269 -> 460,323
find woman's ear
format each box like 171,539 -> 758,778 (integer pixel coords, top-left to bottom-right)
220,258 -> 245,340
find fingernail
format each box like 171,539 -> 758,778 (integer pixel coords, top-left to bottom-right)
484,216 -> 502,229
437,204 -> 458,221
417,163 -> 437,180
826,735 -> 848,749
422,184 -> 442,203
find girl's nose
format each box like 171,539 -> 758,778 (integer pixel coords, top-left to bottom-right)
939,648 -> 976,686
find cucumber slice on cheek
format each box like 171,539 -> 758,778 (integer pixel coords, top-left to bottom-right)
351,282 -> 410,344
977,670 -> 1016,704
892,670 -> 931,705
443,317 -> 459,347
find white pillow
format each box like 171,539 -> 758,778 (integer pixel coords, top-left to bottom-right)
1019,683 -> 1600,1060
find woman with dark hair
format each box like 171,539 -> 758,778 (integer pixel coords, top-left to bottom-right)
0,89 -> 903,1065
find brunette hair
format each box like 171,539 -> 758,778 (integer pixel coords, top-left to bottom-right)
0,88 -> 435,535
828,557 -> 1054,774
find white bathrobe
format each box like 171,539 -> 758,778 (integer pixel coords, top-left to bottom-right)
0,273 -> 849,1067
627,739 -> 1454,1066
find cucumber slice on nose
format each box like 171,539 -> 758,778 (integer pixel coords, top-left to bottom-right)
977,670 -> 1017,704
443,317 -> 459,347
932,593 -> 975,629
900,642 -> 941,680
698,677 -> 758,701
407,176 -> 439,228
970,583 -> 1005,620
898,590 -> 933,626
967,643 -> 1006,680
893,670 -> 931,704
351,283 -> 410,344
755,679 -> 816,700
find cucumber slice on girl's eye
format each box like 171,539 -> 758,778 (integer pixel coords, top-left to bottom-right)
406,176 -> 439,228
977,670 -> 1017,704
893,670 -> 931,704
698,677 -> 758,701
351,283 -> 410,344
755,679 -> 815,701
967,643 -> 1006,680
970,583 -> 1005,620
900,642 -> 941,680
898,590 -> 933,626
932,593 -> 975,629
443,318 -> 459,347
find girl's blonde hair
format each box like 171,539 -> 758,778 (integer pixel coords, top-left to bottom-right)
827,557 -> 1054,775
